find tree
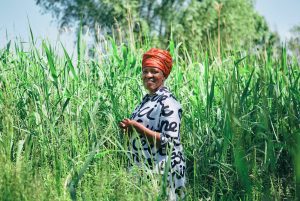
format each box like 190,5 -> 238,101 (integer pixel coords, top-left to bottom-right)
288,25 -> 300,61
35,0 -> 276,50
36,0 -> 186,40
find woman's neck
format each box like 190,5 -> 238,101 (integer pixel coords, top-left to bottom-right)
149,85 -> 165,95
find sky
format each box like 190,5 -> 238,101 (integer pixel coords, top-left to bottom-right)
0,0 -> 75,53
255,0 -> 300,40
1,0 -> 300,53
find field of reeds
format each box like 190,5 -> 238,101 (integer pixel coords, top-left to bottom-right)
0,31 -> 299,200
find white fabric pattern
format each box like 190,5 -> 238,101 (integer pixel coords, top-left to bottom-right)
129,86 -> 186,197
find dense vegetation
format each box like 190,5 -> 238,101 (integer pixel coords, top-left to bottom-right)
0,28 -> 299,200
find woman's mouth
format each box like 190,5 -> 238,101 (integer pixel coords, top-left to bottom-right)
146,78 -> 155,83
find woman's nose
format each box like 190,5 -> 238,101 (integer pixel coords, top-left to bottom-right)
144,72 -> 153,77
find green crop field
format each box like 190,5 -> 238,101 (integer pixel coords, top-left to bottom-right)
0,31 -> 299,200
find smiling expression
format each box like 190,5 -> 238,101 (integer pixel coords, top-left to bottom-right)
142,67 -> 165,94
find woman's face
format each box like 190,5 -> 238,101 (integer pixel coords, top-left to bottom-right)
142,67 -> 165,94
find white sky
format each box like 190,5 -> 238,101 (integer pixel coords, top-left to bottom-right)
0,0 -> 300,53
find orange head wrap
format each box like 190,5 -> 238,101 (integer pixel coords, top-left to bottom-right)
142,48 -> 173,78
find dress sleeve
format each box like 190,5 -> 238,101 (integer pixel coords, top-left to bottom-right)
158,97 -> 182,149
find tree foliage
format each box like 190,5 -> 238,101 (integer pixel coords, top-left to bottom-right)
36,0 -> 276,49
288,25 -> 300,61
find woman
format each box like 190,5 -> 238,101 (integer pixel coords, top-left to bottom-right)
119,48 -> 185,200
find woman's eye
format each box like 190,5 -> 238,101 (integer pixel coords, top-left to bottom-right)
142,69 -> 160,75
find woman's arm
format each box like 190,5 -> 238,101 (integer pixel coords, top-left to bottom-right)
119,118 -> 161,145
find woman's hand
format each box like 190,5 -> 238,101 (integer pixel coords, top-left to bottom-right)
119,118 -> 161,145
119,118 -> 135,133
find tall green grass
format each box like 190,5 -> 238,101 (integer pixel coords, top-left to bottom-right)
0,33 -> 299,200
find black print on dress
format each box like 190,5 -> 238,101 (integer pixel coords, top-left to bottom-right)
157,95 -> 168,105
137,107 -> 155,120
171,136 -> 181,146
133,153 -> 140,163
160,120 -> 178,132
160,161 -> 165,172
151,94 -> 168,104
131,112 -> 136,119
163,133 -> 180,147
159,134 -> 180,152
138,96 -> 150,109
132,138 -> 147,151
147,158 -> 153,169
170,94 -> 178,101
159,87 -> 168,93
158,147 -> 166,156
150,94 -> 159,101
161,105 -> 174,117
171,152 -> 184,168
141,138 -> 147,146
178,108 -> 182,119
173,165 -> 185,179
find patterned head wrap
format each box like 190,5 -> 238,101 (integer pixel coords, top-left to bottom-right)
142,48 -> 173,78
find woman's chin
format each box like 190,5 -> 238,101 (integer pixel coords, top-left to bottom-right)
146,86 -> 157,94
144,83 -> 154,90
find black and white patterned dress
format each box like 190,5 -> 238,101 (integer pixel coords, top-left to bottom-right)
129,86 -> 186,195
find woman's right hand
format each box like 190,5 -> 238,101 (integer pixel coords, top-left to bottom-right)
119,118 -> 133,134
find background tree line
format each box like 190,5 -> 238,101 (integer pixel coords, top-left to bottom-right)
36,0 -> 281,52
